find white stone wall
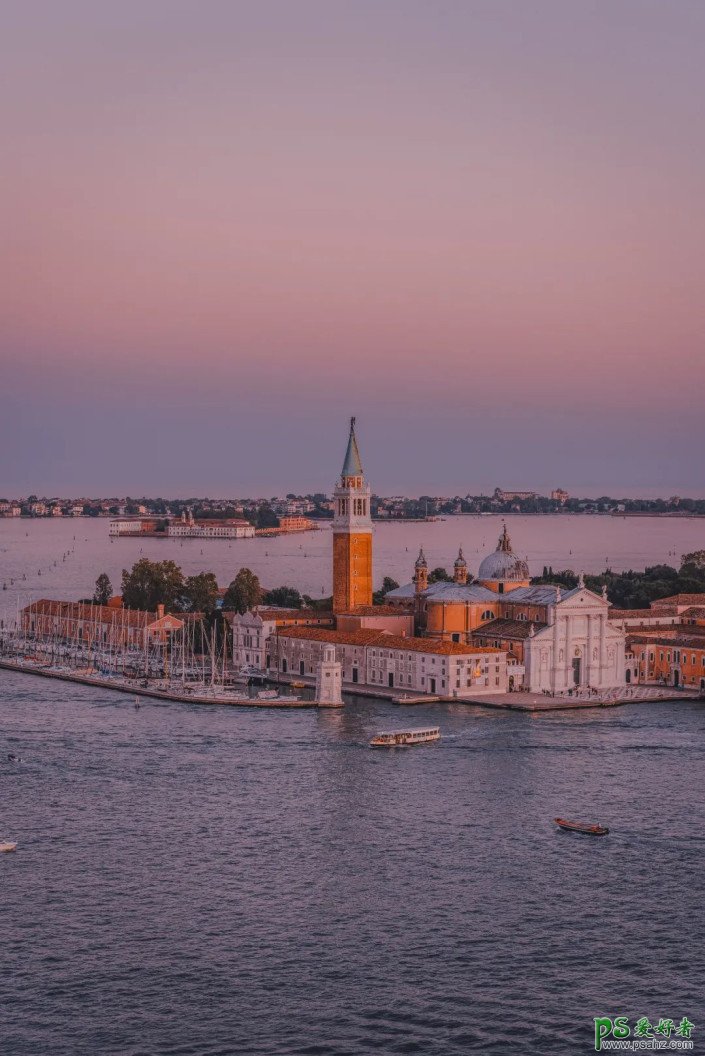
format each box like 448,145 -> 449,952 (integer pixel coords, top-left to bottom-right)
273,635 -> 507,696
525,589 -> 626,692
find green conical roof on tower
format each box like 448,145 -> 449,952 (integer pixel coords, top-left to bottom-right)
341,416 -> 363,477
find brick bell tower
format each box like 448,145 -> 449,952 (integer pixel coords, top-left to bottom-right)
332,417 -> 373,613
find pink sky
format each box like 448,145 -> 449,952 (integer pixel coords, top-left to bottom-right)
2,1 -> 704,496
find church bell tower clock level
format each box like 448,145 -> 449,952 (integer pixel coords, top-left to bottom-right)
332,417 -> 373,613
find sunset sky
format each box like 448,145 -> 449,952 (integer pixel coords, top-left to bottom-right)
2,1 -> 704,497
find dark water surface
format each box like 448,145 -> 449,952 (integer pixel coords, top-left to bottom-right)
2,672 -> 704,1055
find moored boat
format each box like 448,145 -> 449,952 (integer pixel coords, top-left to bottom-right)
370,726 -> 440,748
554,817 -> 609,836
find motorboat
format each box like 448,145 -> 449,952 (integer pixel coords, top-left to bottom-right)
554,817 -> 609,836
7,753 -> 21,763
370,727 -> 441,748
0,841 -> 17,853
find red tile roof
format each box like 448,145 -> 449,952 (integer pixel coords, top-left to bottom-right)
276,626 -> 501,656
472,618 -> 547,641
628,631 -> 705,649
653,594 -> 705,607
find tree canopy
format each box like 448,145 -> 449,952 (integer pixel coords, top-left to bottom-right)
121,559 -> 185,612
93,573 -> 113,606
264,586 -> 303,609
428,567 -> 452,583
182,572 -> 219,614
222,568 -> 262,614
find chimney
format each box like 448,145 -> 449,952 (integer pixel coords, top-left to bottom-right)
157,604 -> 165,619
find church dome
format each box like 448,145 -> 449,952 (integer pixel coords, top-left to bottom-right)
478,524 -> 529,582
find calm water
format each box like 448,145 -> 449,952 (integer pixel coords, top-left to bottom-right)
2,518 -> 705,1054
1,514 -> 704,621
2,676 -> 704,1054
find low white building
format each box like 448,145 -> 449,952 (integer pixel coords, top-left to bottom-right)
109,518 -> 145,536
230,609 -> 336,672
168,520 -> 254,539
274,627 -> 507,697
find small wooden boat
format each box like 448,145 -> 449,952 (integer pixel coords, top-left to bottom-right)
7,753 -> 21,763
370,726 -> 440,748
0,841 -> 18,853
554,817 -> 609,836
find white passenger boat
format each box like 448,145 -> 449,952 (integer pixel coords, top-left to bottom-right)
0,841 -> 17,853
369,726 -> 441,748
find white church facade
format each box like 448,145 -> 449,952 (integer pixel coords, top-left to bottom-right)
523,581 -> 626,693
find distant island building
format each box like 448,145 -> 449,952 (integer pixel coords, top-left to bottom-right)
168,509 -> 254,539
109,509 -> 254,539
493,488 -> 537,503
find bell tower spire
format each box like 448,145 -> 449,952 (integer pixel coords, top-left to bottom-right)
332,417 -> 373,613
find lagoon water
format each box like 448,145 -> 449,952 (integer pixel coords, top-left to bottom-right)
1,513 -> 704,622
2,517 -> 705,1054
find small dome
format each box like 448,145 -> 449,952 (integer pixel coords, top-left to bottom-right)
478,524 -> 529,582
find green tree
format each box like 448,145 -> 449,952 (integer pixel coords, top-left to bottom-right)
681,550 -> 705,571
373,576 -> 400,604
121,559 -> 185,612
183,572 -> 219,614
531,567 -> 578,589
256,505 -> 279,529
264,586 -> 303,609
222,568 -> 262,614
428,567 -> 452,583
93,573 -> 113,606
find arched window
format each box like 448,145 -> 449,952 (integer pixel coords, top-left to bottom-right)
481,610 -> 494,621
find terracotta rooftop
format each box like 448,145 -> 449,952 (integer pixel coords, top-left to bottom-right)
338,606 -> 412,617
472,618 -> 548,640
23,599 -> 157,629
680,607 -> 705,618
628,631 -> 705,649
276,625 -> 501,656
255,608 -> 334,621
652,594 -> 705,607
609,608 -> 662,619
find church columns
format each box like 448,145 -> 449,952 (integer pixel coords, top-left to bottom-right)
564,615 -> 572,687
599,613 -> 607,683
551,608 -> 560,692
586,614 -> 593,687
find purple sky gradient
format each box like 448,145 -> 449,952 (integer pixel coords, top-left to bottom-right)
2,1 -> 704,496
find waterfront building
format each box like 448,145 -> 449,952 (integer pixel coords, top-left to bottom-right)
551,488 -> 569,504
109,518 -> 156,536
387,527 -> 626,692
332,417 -> 373,613
20,599 -> 193,650
229,608 -> 336,671
168,519 -> 254,539
277,515 -> 316,532
273,626 -> 507,696
629,632 -> 705,690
